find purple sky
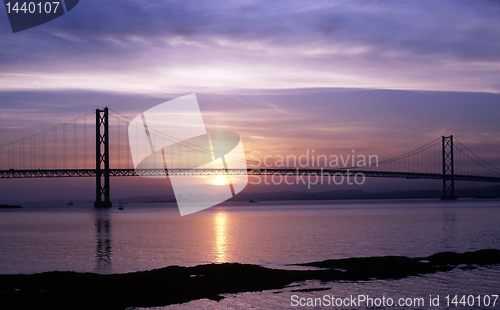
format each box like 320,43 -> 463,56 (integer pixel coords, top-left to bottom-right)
0,1 -> 499,202
1,1 -> 500,93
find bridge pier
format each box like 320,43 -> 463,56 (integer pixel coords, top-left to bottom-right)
95,107 -> 112,208
441,135 -> 457,200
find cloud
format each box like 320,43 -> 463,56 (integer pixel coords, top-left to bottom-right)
0,1 -> 499,93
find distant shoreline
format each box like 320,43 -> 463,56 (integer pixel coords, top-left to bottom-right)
1,249 -> 499,310
3,185 -> 499,207
0,204 -> 21,209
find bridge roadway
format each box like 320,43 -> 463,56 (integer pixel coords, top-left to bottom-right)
1,168 -> 500,183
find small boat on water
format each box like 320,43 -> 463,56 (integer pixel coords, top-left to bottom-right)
248,199 -> 259,203
67,201 -> 74,206
118,199 -> 124,210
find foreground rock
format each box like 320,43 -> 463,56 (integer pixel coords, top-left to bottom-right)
0,249 -> 499,310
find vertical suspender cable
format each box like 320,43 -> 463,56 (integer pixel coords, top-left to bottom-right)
117,115 -> 120,169
84,114 -> 87,169
74,120 -> 77,169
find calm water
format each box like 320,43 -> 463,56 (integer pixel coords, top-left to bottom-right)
1,198 -> 500,309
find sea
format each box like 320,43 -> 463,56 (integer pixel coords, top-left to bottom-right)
1,198 -> 499,309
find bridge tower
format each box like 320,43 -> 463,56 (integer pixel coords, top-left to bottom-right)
94,108 -> 112,208
441,135 -> 457,200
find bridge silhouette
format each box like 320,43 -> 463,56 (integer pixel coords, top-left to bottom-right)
1,108 -> 500,207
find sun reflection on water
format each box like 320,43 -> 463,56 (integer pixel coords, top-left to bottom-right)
214,212 -> 228,263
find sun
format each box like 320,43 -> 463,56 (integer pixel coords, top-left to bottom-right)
213,177 -> 229,186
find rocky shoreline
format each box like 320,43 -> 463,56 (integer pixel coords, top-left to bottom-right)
0,249 -> 499,310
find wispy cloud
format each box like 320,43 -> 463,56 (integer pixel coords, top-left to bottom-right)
0,0 -> 499,93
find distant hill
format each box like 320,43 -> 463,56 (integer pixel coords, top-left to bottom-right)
227,185 -> 500,202
49,185 -> 499,205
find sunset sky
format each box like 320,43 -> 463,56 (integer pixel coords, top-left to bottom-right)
1,0 -> 500,202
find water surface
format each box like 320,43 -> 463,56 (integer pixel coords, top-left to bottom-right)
1,198 -> 499,309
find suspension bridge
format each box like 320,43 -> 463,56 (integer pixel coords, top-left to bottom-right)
1,108 -> 500,207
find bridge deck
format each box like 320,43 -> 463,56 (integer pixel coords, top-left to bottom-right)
1,169 -> 500,183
